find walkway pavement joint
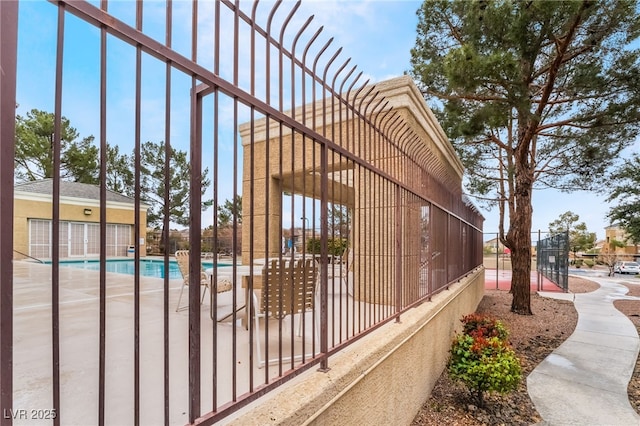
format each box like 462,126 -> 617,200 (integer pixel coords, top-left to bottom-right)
528,276 -> 640,426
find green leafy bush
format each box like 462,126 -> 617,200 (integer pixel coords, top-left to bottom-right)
306,237 -> 348,257
328,238 -> 348,257
447,314 -> 521,408
306,237 -> 321,254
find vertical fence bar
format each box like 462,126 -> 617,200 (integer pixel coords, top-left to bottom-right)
496,232 -> 499,289
246,0 -> 257,393
394,186 -> 402,320
263,0 -> 280,380
189,86 -> 203,424
51,4 -> 65,425
319,142 -> 330,372
537,229 -> 541,291
230,0 -> 240,401
189,0 -> 202,422
428,203 -> 433,299
98,1 -> 108,422
0,1 -> 18,423
163,2 -> 173,424
133,4 -> 143,424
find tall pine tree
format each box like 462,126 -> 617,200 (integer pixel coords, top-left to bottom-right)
410,0 -> 640,314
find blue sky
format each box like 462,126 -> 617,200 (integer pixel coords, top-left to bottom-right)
16,0 -> 629,241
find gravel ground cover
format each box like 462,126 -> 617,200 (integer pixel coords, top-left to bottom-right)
411,275 -> 637,426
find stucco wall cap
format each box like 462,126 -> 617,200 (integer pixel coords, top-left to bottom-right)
239,76 -> 464,180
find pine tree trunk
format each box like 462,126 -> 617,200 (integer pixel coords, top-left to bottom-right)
510,238 -> 532,315
508,155 -> 534,315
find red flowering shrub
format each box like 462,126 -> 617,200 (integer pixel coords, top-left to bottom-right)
448,314 -> 521,408
461,313 -> 509,340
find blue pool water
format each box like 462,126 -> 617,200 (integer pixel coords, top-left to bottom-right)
51,259 -> 227,279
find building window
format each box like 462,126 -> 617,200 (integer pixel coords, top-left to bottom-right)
29,219 -> 131,258
29,219 -> 51,259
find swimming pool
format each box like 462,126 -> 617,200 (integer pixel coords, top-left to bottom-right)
50,259 -> 229,279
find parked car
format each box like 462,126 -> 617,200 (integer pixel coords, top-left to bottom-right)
614,261 -> 640,275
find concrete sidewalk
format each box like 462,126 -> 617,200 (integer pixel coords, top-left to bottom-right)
528,276 -> 640,425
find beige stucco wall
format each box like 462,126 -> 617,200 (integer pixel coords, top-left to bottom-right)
228,267 -> 485,425
239,77 -> 472,304
13,194 -> 147,258
605,225 -> 638,256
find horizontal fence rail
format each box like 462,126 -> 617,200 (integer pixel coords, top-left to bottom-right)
1,1 -> 484,425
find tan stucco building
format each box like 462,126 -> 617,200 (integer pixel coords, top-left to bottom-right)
604,224 -> 639,259
13,179 -> 148,260
239,76 -> 482,305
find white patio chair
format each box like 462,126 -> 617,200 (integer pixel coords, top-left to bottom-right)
175,250 -> 232,312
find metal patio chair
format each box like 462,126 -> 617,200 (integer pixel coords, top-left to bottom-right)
340,246 -> 354,295
175,250 -> 232,312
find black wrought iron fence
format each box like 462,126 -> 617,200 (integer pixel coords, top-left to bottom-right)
1,1 -> 484,425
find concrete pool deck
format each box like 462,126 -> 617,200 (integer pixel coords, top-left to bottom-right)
13,259 -> 264,425
10,259 -> 353,425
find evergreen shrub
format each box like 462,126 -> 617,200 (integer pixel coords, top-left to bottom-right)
447,314 -> 521,408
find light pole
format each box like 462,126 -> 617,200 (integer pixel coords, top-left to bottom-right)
301,217 -> 312,240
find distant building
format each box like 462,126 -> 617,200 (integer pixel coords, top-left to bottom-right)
13,179 -> 148,259
483,237 -> 506,254
604,224 -> 639,259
